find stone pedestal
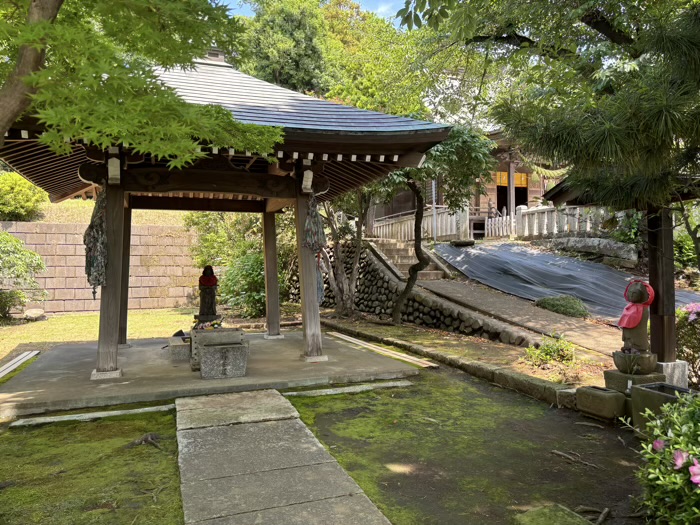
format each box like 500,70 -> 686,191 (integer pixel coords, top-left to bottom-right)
168,337 -> 190,362
200,341 -> 250,379
603,370 -> 666,394
191,328 -> 243,372
194,315 -> 222,323
576,386 -> 626,420
90,368 -> 123,380
656,361 -> 688,389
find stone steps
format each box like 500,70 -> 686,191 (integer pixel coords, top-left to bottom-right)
372,241 -> 445,281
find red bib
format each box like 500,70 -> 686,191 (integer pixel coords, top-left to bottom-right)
618,280 -> 655,329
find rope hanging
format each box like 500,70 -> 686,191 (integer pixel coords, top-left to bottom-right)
83,186 -> 107,299
302,192 -> 327,304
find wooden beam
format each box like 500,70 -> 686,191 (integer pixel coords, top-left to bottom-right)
129,195 -> 266,213
263,212 -> 281,338
118,206 -> 132,345
507,159 -> 516,217
94,183 -> 125,377
648,207 -> 676,362
294,184 -> 323,358
266,198 -> 294,213
79,165 -> 297,199
394,152 -> 427,168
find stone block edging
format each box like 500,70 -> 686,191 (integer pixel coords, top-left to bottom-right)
321,320 -> 572,409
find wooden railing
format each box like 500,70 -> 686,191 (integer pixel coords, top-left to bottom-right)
371,206 -> 469,241
485,215 -> 516,238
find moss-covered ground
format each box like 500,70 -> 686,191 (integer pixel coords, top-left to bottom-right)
290,368 -> 641,524
0,409 -> 182,525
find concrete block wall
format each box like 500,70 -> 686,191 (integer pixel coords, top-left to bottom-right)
1,222 -> 200,313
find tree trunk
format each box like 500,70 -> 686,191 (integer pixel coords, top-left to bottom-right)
0,0 -> 65,146
392,180 -> 430,324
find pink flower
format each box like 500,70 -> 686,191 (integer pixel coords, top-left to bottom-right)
653,440 -> 666,451
690,459 -> 700,485
674,450 -> 690,470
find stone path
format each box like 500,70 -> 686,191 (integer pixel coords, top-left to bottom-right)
419,279 -> 621,355
176,390 -> 390,525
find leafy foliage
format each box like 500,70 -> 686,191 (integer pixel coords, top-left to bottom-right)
219,253 -> 267,318
608,210 -> 644,246
1,0 -> 282,166
241,0 -> 329,94
0,172 -> 48,221
638,394 -> 700,524
524,336 -> 576,367
676,305 -> 700,388
0,231 -> 45,317
534,295 -> 589,319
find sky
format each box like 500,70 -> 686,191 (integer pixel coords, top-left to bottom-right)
223,0 -> 402,21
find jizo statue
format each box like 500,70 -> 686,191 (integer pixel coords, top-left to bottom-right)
198,265 -> 218,319
618,280 -> 655,353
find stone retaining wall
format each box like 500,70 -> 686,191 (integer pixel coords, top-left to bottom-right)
303,242 -> 540,348
1,222 -> 199,313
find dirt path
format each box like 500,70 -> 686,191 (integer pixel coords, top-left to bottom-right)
420,279 -> 622,355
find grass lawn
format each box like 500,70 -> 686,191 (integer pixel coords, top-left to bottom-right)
0,410 -> 182,525
0,308 -> 196,361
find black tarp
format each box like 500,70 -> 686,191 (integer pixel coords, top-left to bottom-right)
435,243 -> 700,320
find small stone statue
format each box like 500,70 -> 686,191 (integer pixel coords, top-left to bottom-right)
618,280 -> 655,352
198,265 -> 218,321
614,280 -> 657,374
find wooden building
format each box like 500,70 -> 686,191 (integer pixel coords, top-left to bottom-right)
0,54 -> 450,378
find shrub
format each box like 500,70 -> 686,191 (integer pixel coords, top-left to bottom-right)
0,172 -> 48,221
675,231 -> 698,270
637,394 -> 700,524
220,253 -> 266,318
534,295 -> 589,318
677,304 -> 700,387
0,231 -> 46,317
524,336 -> 576,366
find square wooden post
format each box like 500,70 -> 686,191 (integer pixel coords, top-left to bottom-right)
263,211 -> 282,338
648,207 -> 676,362
92,183 -> 125,379
507,159 -> 516,218
118,204 -> 132,346
294,189 -> 324,360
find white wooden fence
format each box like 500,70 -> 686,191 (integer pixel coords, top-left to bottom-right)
515,205 -> 609,239
371,206 -> 469,241
485,215 -> 516,238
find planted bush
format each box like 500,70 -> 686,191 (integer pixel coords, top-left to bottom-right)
638,394 -> 700,524
0,231 -> 46,318
0,172 -> 48,221
220,253 -> 266,318
677,304 -> 700,387
534,295 -> 589,318
524,336 -> 576,366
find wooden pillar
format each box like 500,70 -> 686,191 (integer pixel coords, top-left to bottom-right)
93,183 -> 125,378
648,207 -> 676,362
294,187 -> 324,359
263,211 -> 282,338
118,205 -> 132,345
507,159 -> 516,217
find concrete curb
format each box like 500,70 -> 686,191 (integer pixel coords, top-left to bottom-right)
321,320 -> 573,409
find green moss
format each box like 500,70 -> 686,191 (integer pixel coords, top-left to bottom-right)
0,356 -> 38,386
0,410 -> 182,525
534,295 -> 589,318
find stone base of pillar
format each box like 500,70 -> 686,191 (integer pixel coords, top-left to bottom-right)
118,343 -> 132,350
264,334 -> 285,340
303,355 -> 328,363
90,368 -> 123,380
656,361 -> 689,388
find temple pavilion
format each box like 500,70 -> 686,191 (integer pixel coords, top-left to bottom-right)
0,51 -> 450,378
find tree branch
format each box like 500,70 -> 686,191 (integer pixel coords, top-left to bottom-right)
0,0 -> 65,147
580,9 -> 636,48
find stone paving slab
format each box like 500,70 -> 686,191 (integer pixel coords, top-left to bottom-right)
176,390 -> 298,430
177,419 -> 335,482
198,494 -> 392,525
180,462 -> 362,523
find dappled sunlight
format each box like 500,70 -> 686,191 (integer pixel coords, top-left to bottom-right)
384,463 -> 417,474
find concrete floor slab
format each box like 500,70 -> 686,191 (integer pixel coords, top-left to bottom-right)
201,494 -> 392,525
180,462 -> 362,523
177,419 -> 334,482
176,390 -> 298,430
0,331 -> 418,418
